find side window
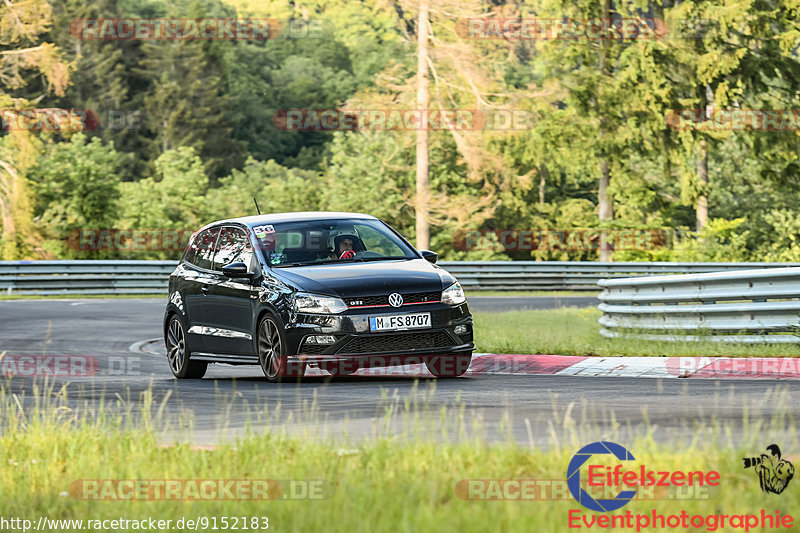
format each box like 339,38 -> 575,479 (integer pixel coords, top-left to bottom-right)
188,227 -> 220,270
214,227 -> 253,270
181,232 -> 199,265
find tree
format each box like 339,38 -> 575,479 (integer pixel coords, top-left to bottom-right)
206,157 -> 323,218
415,0 -> 430,250
28,133 -> 120,258
535,0 -> 656,260
117,147 -> 211,258
0,0 -> 72,259
134,0 -> 244,178
662,1 -> 800,231
48,0 -> 147,180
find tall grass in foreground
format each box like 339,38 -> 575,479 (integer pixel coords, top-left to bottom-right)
0,381 -> 798,532
474,307 -> 800,357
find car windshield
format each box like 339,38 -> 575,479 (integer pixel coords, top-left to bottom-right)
251,218 -> 417,267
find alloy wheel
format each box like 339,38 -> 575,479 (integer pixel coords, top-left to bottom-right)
166,317 -> 185,374
259,318 -> 282,379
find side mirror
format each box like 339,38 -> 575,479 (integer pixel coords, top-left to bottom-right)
420,250 -> 438,264
222,261 -> 252,278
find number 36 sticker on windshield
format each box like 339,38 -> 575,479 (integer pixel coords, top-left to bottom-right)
253,225 -> 275,237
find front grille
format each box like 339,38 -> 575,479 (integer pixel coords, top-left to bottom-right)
336,331 -> 453,355
346,291 -> 440,308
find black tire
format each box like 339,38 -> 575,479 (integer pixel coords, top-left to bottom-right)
258,314 -> 306,383
165,314 -> 208,379
425,353 -> 472,378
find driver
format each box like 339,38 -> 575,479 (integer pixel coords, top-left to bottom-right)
331,233 -> 359,260
336,237 -> 355,259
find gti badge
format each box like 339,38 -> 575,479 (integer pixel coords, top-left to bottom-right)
388,293 -> 404,307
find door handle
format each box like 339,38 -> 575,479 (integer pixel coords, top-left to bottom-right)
201,285 -> 209,295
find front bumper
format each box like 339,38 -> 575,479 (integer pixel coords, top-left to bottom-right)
285,301 -> 473,363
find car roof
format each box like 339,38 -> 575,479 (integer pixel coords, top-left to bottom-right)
200,212 -> 379,231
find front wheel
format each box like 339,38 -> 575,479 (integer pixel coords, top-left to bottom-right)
165,315 -> 208,379
258,315 -> 306,383
425,354 -> 472,378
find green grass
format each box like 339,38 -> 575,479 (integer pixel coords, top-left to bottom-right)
1,383 -> 798,533
473,307 -> 800,357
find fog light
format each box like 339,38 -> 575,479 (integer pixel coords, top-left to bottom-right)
454,325 -> 467,335
306,335 -> 336,345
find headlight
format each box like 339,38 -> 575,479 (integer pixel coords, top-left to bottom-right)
441,282 -> 466,306
293,293 -> 348,314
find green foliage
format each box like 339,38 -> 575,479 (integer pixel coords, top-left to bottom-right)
117,147 -> 211,258
759,211 -> 800,262
136,0 -> 244,178
28,134 -> 121,258
320,132 -> 415,234
476,306 -> 800,357
4,0 -> 800,262
207,158 -> 323,218
667,218 -> 751,262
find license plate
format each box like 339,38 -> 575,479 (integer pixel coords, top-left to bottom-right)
369,313 -> 431,332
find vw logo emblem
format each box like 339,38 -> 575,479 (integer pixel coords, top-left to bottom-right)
388,293 -> 404,307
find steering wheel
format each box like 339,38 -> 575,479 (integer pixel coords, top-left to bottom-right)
338,250 -> 384,260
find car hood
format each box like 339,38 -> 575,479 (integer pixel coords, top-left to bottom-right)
271,259 -> 456,298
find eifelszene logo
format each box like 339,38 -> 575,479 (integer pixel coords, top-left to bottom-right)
743,444 -> 795,494
566,441 -> 721,512
567,441 -> 637,512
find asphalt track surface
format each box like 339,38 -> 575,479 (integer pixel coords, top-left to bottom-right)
0,297 -> 797,447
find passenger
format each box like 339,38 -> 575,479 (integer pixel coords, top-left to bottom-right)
260,233 -> 285,265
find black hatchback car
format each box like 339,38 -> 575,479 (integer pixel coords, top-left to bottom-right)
163,212 -> 474,381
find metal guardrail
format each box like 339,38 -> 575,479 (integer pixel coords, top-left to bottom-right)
597,267 -> 800,343
441,261 -> 800,291
0,260 -> 176,295
2,260 -> 800,296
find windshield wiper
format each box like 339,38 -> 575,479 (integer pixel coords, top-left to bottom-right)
274,259 -> 350,267
273,262 -> 315,268
354,256 -> 410,262
273,256 -> 411,267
